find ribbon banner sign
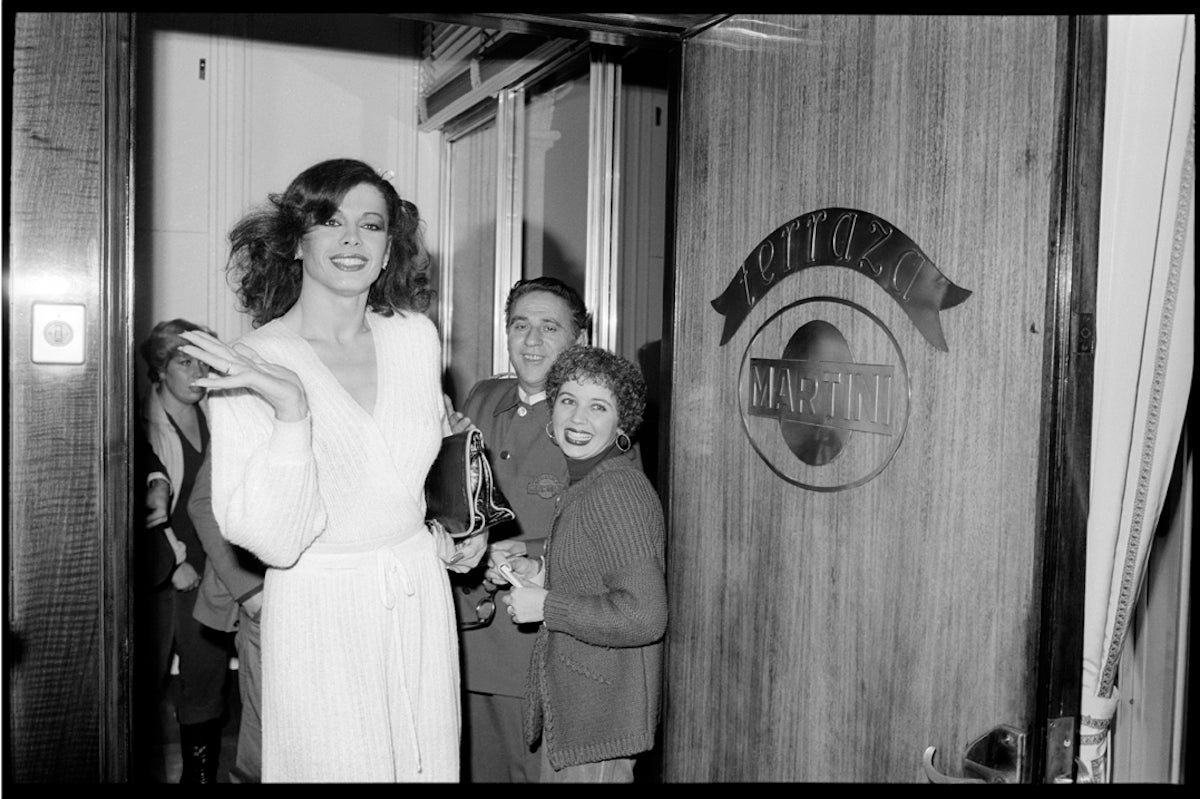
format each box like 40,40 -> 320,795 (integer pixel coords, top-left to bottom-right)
711,208 -> 971,351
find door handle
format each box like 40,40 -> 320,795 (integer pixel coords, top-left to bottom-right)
923,746 -> 985,783
923,724 -> 1027,784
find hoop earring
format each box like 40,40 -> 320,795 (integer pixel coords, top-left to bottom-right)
545,422 -> 556,442
616,432 -> 632,452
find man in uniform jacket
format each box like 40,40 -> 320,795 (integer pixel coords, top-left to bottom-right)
456,277 -> 589,781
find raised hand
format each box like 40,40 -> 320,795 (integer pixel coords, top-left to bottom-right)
180,329 -> 309,422
171,561 -> 201,592
443,394 -> 473,434
429,519 -> 489,573
145,477 -> 171,528
485,541 -> 542,587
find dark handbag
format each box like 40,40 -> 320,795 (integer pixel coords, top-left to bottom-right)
425,428 -> 515,538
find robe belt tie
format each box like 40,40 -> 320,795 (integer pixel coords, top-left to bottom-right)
377,545 -> 417,610
291,529 -> 430,775
375,540 -> 423,774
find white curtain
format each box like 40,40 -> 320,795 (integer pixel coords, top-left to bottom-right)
1080,14 -> 1195,783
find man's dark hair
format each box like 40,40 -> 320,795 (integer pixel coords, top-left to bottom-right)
503,277 -> 589,339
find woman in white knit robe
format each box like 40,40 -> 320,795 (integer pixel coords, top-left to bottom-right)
180,159 -> 484,782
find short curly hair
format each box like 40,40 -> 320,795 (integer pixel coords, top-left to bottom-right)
545,346 -> 647,437
139,318 -> 216,383
226,158 -> 432,327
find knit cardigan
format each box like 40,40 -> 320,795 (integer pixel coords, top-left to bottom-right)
524,455 -> 667,771
141,384 -> 207,563
141,383 -> 208,515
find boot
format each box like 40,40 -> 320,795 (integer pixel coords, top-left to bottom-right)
179,718 -> 222,784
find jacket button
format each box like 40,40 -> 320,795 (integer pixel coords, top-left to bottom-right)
517,406 -> 528,417
500,450 -> 510,459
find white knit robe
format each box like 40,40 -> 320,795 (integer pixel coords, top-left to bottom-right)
208,311 -> 460,782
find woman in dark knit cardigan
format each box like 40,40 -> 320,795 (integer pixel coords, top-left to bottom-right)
492,345 -> 667,783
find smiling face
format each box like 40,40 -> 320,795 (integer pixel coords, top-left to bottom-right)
551,377 -> 622,460
297,182 -> 391,299
506,290 -> 586,395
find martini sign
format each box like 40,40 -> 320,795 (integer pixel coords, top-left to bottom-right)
713,208 -> 970,491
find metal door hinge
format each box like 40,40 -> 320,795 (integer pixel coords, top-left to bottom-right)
1075,311 -> 1094,353
1044,716 -> 1076,783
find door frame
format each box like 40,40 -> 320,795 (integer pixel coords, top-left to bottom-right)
431,41 -> 652,380
5,11 -> 135,781
1030,14 -> 1104,783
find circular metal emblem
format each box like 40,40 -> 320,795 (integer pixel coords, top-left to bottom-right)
737,297 -> 911,492
43,320 -> 74,347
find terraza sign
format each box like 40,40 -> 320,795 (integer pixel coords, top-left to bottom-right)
714,209 -> 969,491
711,207 -> 970,352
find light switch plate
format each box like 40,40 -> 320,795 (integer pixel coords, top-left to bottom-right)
31,303 -> 86,364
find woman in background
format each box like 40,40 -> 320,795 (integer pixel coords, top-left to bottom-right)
180,158 -> 485,782
491,346 -> 667,783
139,317 -> 232,784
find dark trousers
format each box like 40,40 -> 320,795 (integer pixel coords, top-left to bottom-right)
463,692 -> 540,782
157,585 -> 232,725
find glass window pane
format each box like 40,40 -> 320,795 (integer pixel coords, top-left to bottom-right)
446,118 -> 499,402
521,74 -> 589,297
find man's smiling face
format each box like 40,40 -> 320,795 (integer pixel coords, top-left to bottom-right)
505,290 -> 585,395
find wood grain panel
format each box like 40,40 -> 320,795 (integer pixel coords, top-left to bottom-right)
665,15 -> 1064,781
7,12 -> 133,781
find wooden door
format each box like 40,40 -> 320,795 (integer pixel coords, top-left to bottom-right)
6,12 -> 135,781
663,15 -> 1100,782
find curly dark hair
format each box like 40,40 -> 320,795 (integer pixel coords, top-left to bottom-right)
226,158 -> 432,327
504,276 -> 590,340
545,346 -> 647,437
139,318 -> 216,383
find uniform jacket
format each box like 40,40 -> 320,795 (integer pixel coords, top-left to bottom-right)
457,376 -> 569,697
